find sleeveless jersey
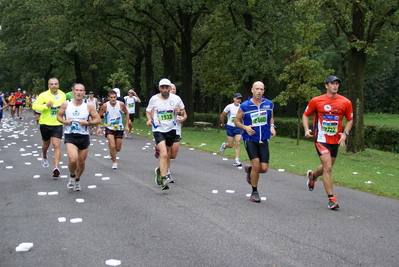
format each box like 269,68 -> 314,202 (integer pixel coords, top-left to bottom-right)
104,101 -> 124,131
64,100 -> 90,135
88,98 -> 97,109
239,96 -> 274,142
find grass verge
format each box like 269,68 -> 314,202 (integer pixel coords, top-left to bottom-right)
130,119 -> 399,200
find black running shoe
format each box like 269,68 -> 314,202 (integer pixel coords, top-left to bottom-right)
307,170 -> 317,191
245,165 -> 252,185
328,195 -> 339,210
249,191 -> 261,203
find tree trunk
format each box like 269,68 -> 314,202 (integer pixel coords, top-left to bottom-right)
163,42 -> 175,81
133,49 -> 143,117
74,53 -> 83,83
346,47 -> 366,152
144,31 -> 154,101
90,52 -> 98,95
346,2 -> 366,153
180,12 -> 194,127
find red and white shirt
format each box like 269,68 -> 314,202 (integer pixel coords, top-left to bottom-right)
304,94 -> 353,144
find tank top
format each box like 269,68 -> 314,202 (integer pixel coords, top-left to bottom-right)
104,101 -> 124,131
88,98 -> 97,109
64,100 -> 90,135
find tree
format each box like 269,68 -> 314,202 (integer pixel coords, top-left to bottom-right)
319,0 -> 399,152
274,0 -> 332,145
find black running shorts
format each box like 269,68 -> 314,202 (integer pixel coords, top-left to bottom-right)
40,125 -> 63,141
244,140 -> 270,163
64,134 -> 90,150
153,130 -> 177,147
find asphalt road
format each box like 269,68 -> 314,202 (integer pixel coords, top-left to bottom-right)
0,112 -> 398,267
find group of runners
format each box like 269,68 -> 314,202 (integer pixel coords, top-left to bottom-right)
25,77 -> 185,193
2,75 -> 353,210
218,75 -> 353,209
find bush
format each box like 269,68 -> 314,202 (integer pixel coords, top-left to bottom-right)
193,113 -> 220,126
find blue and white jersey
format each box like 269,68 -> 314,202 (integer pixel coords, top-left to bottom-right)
104,101 -> 124,131
239,96 -> 274,142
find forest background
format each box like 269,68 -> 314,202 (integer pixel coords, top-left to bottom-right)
1,0 -> 399,153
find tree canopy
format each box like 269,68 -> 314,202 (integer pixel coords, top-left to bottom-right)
1,0 -> 398,152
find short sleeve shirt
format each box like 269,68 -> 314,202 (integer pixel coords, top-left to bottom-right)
304,94 -> 353,144
223,103 -> 240,127
146,94 -> 185,133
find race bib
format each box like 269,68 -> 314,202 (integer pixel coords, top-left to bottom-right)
50,106 -> 60,117
322,121 -> 338,134
251,111 -> 267,126
70,121 -> 81,132
128,103 -> 135,108
157,110 -> 175,122
230,116 -> 236,123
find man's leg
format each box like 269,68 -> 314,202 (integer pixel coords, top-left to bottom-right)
42,139 -> 51,159
115,137 -> 123,153
234,134 -> 241,159
158,140 -> 168,177
170,142 -> 180,159
318,155 -> 336,196
76,148 -> 89,180
107,134 -> 117,161
52,137 -> 62,168
224,136 -> 234,149
66,143 -> 79,176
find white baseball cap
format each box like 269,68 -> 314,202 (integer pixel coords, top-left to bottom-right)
158,78 -> 172,87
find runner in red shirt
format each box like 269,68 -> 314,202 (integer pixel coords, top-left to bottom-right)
15,88 -> 25,119
302,75 -> 353,210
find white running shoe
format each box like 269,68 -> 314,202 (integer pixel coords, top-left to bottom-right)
41,157 -> 49,168
112,162 -> 118,169
67,177 -> 75,190
166,174 -> 174,183
219,143 -> 226,154
233,158 -> 242,167
74,181 -> 82,191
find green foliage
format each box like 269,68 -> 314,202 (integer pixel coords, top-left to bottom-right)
104,68 -> 132,94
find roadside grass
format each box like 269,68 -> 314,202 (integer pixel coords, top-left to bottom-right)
130,118 -> 399,200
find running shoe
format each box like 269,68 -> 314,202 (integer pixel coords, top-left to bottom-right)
245,165 -> 252,185
249,191 -> 261,203
328,195 -> 339,210
41,157 -> 49,168
219,142 -> 226,155
53,167 -> 60,178
67,177 -> 75,190
112,162 -> 118,169
166,173 -> 174,183
74,181 -> 82,191
90,131 -> 94,135
154,145 -> 160,159
307,170 -> 317,191
234,158 -> 242,167
154,167 -> 162,185
161,177 -> 169,190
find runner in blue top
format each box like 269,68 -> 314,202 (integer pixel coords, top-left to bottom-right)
235,81 -> 276,203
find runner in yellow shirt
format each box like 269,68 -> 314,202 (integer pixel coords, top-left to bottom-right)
32,78 -> 66,178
